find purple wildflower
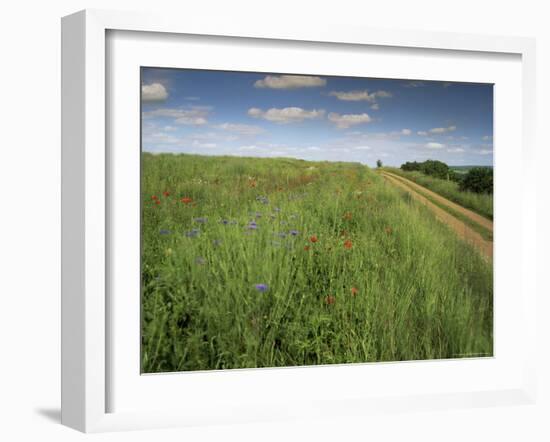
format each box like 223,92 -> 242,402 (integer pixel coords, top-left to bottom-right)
254,284 -> 268,292
159,229 -> 171,235
289,230 -> 299,236
185,228 -> 200,238
247,221 -> 258,230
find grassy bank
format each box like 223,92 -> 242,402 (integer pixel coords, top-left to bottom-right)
382,167 -> 493,220
141,154 -> 493,373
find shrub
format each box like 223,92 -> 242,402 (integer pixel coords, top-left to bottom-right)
460,167 -> 493,194
401,161 -> 422,172
420,160 -> 450,179
400,159 -> 451,180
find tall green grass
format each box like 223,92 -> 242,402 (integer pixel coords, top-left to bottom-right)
383,167 -> 493,220
141,153 -> 493,373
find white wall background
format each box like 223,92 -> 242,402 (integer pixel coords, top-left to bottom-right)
0,1 -> 548,440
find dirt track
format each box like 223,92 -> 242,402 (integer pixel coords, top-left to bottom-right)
380,171 -> 493,260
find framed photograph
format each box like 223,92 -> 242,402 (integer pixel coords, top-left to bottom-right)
61,9 -> 538,433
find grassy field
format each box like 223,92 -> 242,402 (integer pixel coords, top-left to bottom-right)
141,153 -> 493,373
383,167 -> 493,220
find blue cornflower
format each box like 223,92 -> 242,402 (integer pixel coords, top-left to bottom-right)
256,195 -> 269,205
159,229 -> 171,235
254,284 -> 268,292
247,221 -> 258,230
194,217 -> 208,223
185,228 -> 200,238
221,219 -> 229,225
289,230 -> 299,236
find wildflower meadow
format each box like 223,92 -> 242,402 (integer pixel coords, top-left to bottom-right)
141,153 -> 493,373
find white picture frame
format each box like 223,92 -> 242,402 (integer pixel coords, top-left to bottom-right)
61,9 -> 538,433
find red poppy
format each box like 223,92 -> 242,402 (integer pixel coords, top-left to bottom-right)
154,200 -> 161,205
304,245 -> 311,251
151,195 -> 159,200
325,295 -> 336,305
351,287 -> 358,296
344,239 -> 353,249
309,235 -> 318,243
181,197 -> 193,204
163,191 -> 170,197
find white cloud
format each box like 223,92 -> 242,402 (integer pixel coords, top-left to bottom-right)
142,107 -> 209,125
429,125 -> 456,134
254,75 -> 326,89
482,135 -> 493,141
417,131 -> 428,136
370,103 -> 380,110
248,107 -> 325,124
425,142 -> 445,149
328,89 -> 392,102
191,140 -> 217,148
401,129 -> 412,135
307,146 -> 322,151
141,83 -> 168,102
328,112 -> 372,129
447,147 -> 465,153
477,149 -> 493,155
215,123 -> 264,135
353,146 -> 371,150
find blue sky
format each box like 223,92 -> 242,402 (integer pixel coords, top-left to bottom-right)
141,68 -> 493,167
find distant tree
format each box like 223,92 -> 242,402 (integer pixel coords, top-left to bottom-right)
376,159 -> 383,168
449,171 -> 463,183
460,167 -> 493,194
420,160 -> 450,179
401,161 -> 421,172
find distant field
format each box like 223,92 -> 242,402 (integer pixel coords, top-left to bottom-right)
383,167 -> 493,220
450,165 -> 494,175
141,154 -> 493,373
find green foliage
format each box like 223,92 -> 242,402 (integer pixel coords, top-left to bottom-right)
460,167 -> 493,194
401,161 -> 422,172
401,159 -> 452,180
141,153 -> 493,373
376,159 -> 383,168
